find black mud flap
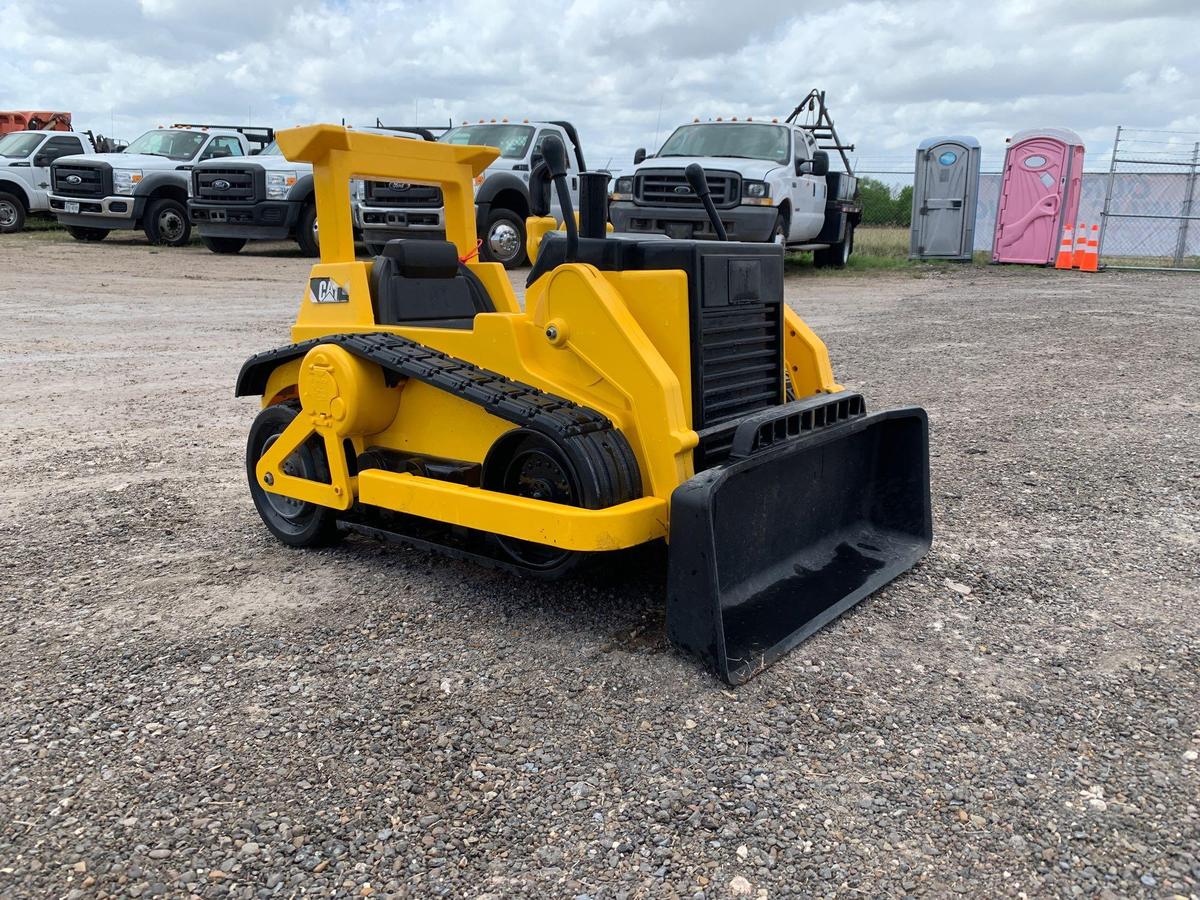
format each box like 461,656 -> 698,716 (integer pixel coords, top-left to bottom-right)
667,408 -> 932,684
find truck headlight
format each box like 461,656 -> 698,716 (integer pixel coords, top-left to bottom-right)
742,181 -> 771,205
113,169 -> 143,195
266,171 -> 298,200
612,176 -> 634,200
187,176 -> 194,199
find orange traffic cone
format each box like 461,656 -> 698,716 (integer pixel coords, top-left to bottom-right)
1072,223 -> 1089,269
1080,224 -> 1100,272
1055,223 -> 1075,269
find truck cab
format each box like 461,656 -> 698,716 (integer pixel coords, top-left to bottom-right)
357,120 -> 586,268
48,124 -> 272,246
611,93 -> 861,267
0,130 -> 95,233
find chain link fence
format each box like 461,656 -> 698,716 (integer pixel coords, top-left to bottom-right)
1098,128 -> 1200,270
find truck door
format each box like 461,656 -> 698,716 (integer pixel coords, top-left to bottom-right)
789,130 -> 824,240
914,142 -> 972,257
199,136 -> 245,161
32,134 -> 86,206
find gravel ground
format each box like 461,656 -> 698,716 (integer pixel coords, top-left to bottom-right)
1,232 -> 1197,899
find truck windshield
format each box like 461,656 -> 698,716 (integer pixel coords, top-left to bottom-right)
657,124 -> 790,164
124,129 -> 209,160
0,132 -> 45,158
440,124 -> 535,159
259,140 -> 282,156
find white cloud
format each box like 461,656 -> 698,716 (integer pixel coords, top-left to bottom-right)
0,0 -> 1196,172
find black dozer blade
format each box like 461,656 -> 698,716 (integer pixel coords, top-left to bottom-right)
667,406 -> 931,684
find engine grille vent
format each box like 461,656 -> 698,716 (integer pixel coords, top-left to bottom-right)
195,167 -> 256,202
365,181 -> 443,208
635,169 -> 739,208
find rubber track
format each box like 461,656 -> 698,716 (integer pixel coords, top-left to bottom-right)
237,331 -> 642,507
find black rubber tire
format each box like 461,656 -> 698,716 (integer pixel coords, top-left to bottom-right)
296,203 -> 319,257
480,208 -> 527,269
770,209 -> 788,246
0,192 -> 26,233
246,402 -> 342,549
143,197 -> 191,246
481,430 -> 593,577
201,235 -> 246,254
364,241 -> 387,257
826,222 -> 855,270
66,225 -> 109,242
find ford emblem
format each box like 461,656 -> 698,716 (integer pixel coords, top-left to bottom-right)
389,182 -> 410,190
212,179 -> 231,191
673,185 -> 691,194
66,174 -> 82,185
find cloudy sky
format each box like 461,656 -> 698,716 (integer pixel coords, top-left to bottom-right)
2,0 -> 1197,176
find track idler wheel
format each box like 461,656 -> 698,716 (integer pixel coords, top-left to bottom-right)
481,426 -> 642,577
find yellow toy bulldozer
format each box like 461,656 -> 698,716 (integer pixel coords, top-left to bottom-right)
236,124 -> 932,684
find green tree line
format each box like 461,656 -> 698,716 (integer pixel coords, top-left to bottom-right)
858,177 -> 913,227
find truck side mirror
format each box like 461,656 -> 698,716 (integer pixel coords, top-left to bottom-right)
633,148 -> 647,165
811,150 -> 829,177
34,155 -> 52,168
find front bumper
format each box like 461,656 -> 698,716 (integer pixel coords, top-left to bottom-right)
48,193 -> 144,229
610,201 -> 778,242
189,199 -> 303,240
359,203 -> 445,244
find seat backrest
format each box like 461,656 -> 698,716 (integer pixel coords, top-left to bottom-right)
369,239 -> 496,329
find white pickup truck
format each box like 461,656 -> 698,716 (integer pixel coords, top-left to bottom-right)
357,120 -> 587,267
0,130 -> 96,233
48,124 -> 273,246
610,92 -> 862,267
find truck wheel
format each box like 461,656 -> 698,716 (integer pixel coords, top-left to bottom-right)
0,192 -> 26,233
827,223 -> 855,270
144,198 -> 191,246
770,211 -> 788,246
364,241 -> 387,256
296,203 -> 319,257
246,402 -> 342,549
201,236 -> 246,254
481,208 -> 527,268
66,226 -> 109,242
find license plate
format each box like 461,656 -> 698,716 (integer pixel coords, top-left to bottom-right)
65,201 -> 80,214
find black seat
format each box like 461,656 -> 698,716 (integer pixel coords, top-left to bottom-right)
369,240 -> 496,329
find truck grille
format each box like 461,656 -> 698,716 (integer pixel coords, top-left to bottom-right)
635,169 -> 739,208
195,167 -> 257,202
365,181 -> 443,208
53,164 -> 109,198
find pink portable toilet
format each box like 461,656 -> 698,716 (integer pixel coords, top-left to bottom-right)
992,128 -> 1085,264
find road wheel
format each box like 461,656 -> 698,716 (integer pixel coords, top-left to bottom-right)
201,236 -> 246,254
246,402 -> 342,549
144,197 -> 191,246
826,222 -> 855,270
296,202 -> 319,257
480,208 -> 526,269
770,210 -> 788,246
0,192 -> 26,233
482,430 -> 590,577
66,225 -> 109,242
